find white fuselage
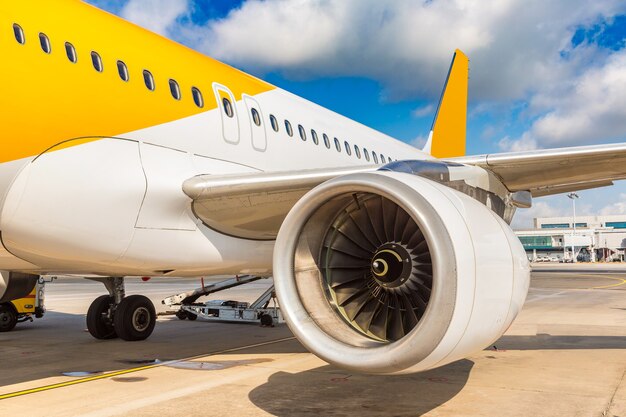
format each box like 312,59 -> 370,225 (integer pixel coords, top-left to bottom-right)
0,86 -> 427,277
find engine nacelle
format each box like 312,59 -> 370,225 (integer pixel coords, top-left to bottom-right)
0,271 -> 38,303
273,171 -> 530,374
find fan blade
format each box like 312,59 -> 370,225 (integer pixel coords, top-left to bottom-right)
353,298 -> 380,332
363,197 -> 387,244
328,232 -> 373,259
369,300 -> 389,340
387,293 -> 405,341
327,251 -> 370,269
381,197 -> 398,241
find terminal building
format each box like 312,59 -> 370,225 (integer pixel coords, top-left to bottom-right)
514,215 -> 626,262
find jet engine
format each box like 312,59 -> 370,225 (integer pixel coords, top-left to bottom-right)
0,271 -> 38,303
273,170 -> 530,374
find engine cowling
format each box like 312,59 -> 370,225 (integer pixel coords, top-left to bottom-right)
273,171 -> 530,374
0,271 -> 38,303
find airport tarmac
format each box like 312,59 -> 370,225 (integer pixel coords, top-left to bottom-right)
1,266 -> 626,416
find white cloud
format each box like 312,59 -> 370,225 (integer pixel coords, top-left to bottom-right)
511,201 -> 564,229
412,104 -> 435,118
410,134 -> 429,149
497,134 -> 538,152
193,0 -> 626,101
120,0 -> 189,36
600,193 -> 626,215
503,49 -> 626,149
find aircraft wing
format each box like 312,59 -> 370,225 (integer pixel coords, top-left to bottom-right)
183,165 -> 375,240
450,142 -> 626,197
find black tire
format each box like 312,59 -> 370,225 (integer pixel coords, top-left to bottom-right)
175,309 -> 187,320
260,313 -> 274,327
114,295 -> 156,341
186,311 -> 197,321
86,295 -> 117,339
0,303 -> 17,332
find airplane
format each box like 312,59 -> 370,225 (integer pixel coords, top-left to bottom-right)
2,0 -> 626,375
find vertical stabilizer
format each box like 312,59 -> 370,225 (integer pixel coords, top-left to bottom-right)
423,49 -> 468,158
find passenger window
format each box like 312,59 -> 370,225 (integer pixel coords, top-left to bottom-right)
222,97 -> 234,117
192,87 -> 204,108
143,70 -> 155,90
298,125 -> 306,141
13,23 -> 25,44
270,115 -> 279,132
65,42 -> 77,63
285,120 -> 293,137
373,152 -> 379,164
117,60 -> 129,81
354,145 -> 361,159
39,33 -> 51,53
91,51 -> 103,72
251,108 -> 261,126
363,148 -> 370,161
334,138 -> 341,152
323,134 -> 330,148
344,141 -> 352,156
169,79 -> 181,100
381,154 -> 386,163
311,130 -> 319,145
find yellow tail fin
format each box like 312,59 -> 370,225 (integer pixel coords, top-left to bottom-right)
424,49 -> 469,158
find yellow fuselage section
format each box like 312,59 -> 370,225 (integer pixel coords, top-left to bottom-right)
0,0 -> 274,164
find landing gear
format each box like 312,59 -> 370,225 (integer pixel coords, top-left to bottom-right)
86,278 -> 156,341
0,304 -> 18,332
114,295 -> 156,341
86,295 -> 116,339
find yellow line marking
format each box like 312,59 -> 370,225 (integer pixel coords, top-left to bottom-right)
591,276 -> 626,289
0,336 -> 295,400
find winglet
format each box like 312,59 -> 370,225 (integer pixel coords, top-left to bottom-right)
423,49 -> 469,158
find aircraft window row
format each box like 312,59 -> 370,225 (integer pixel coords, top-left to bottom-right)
12,23 -> 205,108
255,110 -> 394,163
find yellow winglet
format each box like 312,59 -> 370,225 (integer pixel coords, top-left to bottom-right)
427,49 -> 469,158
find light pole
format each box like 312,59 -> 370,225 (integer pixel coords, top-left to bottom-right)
568,192 -> 579,262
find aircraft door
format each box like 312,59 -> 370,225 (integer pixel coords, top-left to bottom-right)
243,94 -> 267,152
212,83 -> 240,144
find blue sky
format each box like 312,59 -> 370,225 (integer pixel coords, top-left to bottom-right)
87,0 -> 626,228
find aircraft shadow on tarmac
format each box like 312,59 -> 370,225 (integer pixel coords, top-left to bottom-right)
248,360 -> 474,417
3,310 -> 626,392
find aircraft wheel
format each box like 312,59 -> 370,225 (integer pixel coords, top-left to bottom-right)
186,312 -> 197,321
0,303 -> 17,332
114,295 -> 156,341
86,295 -> 117,339
175,309 -> 187,320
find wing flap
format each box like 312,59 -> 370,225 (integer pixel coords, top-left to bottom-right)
451,143 -> 626,196
183,166 -> 375,240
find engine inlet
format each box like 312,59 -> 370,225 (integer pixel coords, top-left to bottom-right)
320,194 -> 433,341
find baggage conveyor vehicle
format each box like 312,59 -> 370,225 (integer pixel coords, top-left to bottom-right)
162,276 -> 283,327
